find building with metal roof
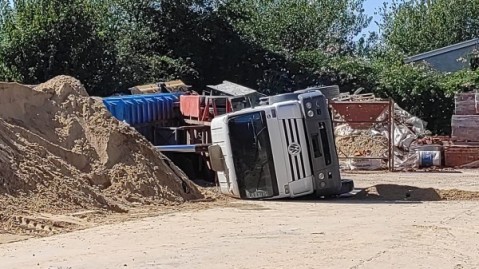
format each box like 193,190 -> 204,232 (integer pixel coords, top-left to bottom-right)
404,38 -> 479,72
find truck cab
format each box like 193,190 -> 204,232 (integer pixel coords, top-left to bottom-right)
209,89 -> 353,199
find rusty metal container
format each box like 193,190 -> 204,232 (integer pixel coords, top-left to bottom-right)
329,101 -> 391,129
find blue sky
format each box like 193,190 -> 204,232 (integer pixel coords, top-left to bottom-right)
363,0 -> 393,34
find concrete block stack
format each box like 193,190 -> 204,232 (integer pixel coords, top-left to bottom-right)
446,91 -> 479,167
451,92 -> 479,141
454,92 -> 477,115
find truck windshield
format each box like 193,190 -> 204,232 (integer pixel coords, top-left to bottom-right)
228,111 -> 279,199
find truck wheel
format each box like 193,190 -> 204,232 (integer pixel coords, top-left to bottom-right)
340,179 -> 354,194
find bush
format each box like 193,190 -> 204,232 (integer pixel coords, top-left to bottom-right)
293,50 -> 478,135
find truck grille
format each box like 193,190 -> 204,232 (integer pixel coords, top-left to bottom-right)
281,119 -> 310,181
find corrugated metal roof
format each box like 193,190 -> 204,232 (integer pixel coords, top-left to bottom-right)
405,38 -> 479,63
207,81 -> 258,96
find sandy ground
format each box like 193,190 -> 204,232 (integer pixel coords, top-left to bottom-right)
1,171 -> 479,268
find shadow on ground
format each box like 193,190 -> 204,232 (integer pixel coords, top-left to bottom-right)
278,184 -> 479,204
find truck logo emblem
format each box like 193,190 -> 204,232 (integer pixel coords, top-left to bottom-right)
288,143 -> 301,156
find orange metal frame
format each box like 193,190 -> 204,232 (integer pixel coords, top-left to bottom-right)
329,99 -> 395,171
199,96 -> 233,122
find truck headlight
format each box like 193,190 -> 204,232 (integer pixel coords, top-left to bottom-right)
307,110 -> 314,117
306,102 -> 312,109
318,173 -> 325,180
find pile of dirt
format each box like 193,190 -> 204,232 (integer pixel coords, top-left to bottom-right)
0,76 -> 203,230
354,184 -> 479,201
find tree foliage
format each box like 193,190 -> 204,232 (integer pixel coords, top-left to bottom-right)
380,0 -> 479,55
0,0 -> 117,94
104,0 -> 201,90
221,0 -> 371,55
373,0 -> 479,133
1,0 -> 479,134
0,0 -> 373,94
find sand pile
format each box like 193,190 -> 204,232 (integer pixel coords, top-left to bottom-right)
335,135 -> 389,158
0,76 -> 203,221
354,184 -> 479,201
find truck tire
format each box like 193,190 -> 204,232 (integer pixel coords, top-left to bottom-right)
268,93 -> 300,104
340,179 -> 354,194
297,86 -> 340,100
317,85 -> 340,100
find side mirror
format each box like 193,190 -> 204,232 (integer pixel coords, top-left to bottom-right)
208,145 -> 225,172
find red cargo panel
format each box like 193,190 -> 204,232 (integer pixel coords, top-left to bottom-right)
330,102 -> 390,129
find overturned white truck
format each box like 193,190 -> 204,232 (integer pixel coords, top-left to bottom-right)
208,88 -> 354,199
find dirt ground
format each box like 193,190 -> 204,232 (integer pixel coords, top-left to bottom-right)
1,170 -> 479,268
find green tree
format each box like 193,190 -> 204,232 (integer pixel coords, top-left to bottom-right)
220,0 -> 371,56
372,0 -> 479,134
0,0 -> 201,95
0,0 -> 118,95
380,0 -> 479,56
104,0 -> 200,90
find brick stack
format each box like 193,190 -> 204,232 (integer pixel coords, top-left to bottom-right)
446,91 -> 479,167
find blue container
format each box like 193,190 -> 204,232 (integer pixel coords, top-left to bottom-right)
103,93 -> 180,125
145,97 -> 156,121
123,100 -> 134,124
158,97 -> 166,120
135,98 -> 145,124
417,145 -> 442,168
